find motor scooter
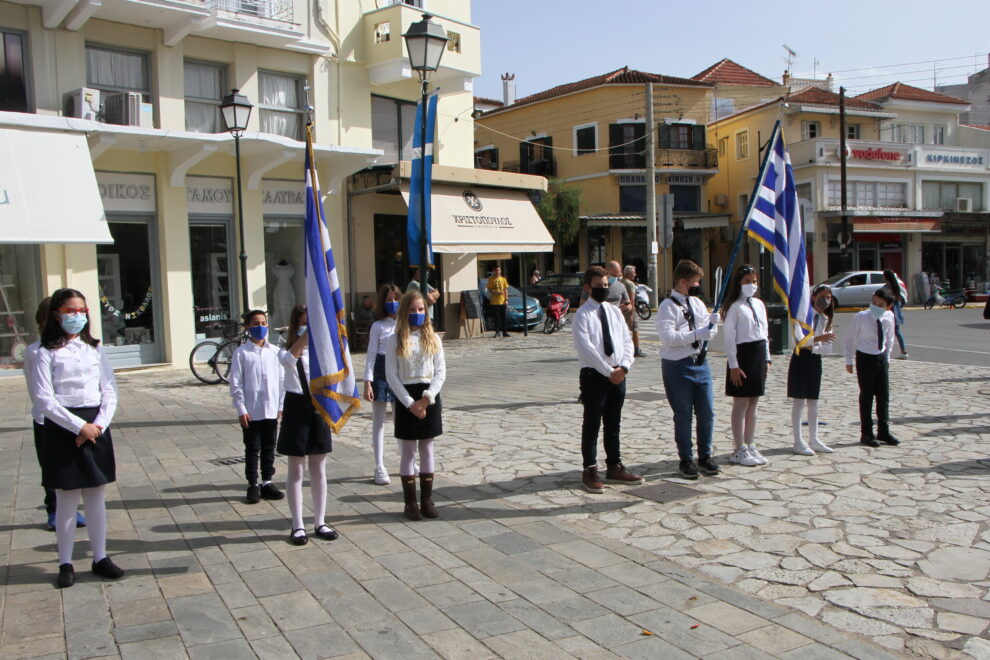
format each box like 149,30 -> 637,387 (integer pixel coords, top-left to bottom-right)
635,284 -> 652,320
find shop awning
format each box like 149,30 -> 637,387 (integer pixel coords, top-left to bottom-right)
401,184 -> 554,253
0,128 -> 112,244
681,215 -> 730,230
853,218 -> 941,233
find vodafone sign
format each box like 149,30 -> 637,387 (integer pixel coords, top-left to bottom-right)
839,145 -> 905,162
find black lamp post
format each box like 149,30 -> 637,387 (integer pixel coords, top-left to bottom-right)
403,14 -> 448,299
220,88 -> 254,318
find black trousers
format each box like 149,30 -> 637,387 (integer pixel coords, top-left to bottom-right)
855,351 -> 890,438
494,305 -> 508,335
579,367 -> 625,468
242,419 -> 278,485
33,421 -> 56,514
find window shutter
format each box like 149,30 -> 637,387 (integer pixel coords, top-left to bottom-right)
692,125 -> 705,150
491,147 -> 499,169
634,123 -> 646,168
608,124 -> 623,169
658,124 -> 670,149
520,141 -> 531,172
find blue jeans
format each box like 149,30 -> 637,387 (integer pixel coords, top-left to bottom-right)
661,357 -> 715,461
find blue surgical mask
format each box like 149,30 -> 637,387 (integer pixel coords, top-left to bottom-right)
384,301 -> 400,316
408,313 -> 426,327
59,313 -> 88,335
248,325 -> 269,341
296,325 -> 307,336
868,304 -> 886,320
608,276 -> 617,285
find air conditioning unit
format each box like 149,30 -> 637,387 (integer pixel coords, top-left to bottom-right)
956,197 -> 973,213
103,92 -> 143,126
62,88 -> 101,120
714,193 -> 728,206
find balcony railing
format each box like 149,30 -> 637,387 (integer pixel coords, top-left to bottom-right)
208,0 -> 293,24
658,148 -> 718,169
501,159 -> 555,177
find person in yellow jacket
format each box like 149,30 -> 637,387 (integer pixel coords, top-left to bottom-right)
487,266 -> 510,338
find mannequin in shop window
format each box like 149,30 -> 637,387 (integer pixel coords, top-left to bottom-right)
273,259 -> 296,328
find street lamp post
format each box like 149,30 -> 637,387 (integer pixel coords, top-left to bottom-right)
220,88 -> 254,318
403,14 -> 448,299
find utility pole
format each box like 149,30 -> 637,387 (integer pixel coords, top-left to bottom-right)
839,86 -> 850,268
645,82 -> 659,308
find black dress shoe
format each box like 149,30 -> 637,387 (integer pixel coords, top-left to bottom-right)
678,460 -> 699,480
57,563 -> 75,588
260,483 -> 284,500
92,557 -> 124,580
314,524 -> 339,541
879,434 -> 900,446
698,456 -> 721,476
289,529 -> 308,546
246,484 -> 261,504
860,435 -> 880,447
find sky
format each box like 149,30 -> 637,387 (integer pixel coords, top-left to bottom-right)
471,0 -> 990,104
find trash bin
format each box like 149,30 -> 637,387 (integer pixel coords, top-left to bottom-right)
766,304 -> 789,355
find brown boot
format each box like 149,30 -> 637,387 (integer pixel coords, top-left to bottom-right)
420,473 -> 438,519
401,476 -> 421,521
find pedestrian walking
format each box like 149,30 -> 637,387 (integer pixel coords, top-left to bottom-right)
883,269 -> 909,359
579,261 -> 630,311
845,288 -> 899,447
621,265 -> 644,357
385,290 -> 446,521
31,288 -> 122,588
789,284 -> 837,455
657,260 -> 721,480
573,265 -> 643,493
364,283 -> 402,485
722,265 -> 771,467
487,266 -> 510,337
229,310 -> 285,504
277,305 -> 338,546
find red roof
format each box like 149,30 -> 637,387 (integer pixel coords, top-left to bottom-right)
692,59 -> 778,86
788,86 -> 879,109
485,66 -> 710,114
473,96 -> 504,107
855,82 -> 969,105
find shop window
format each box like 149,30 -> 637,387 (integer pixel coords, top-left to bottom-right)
190,222 -> 233,337
619,185 -> 646,213
184,60 -> 227,133
264,220 -> 305,329
660,123 -> 705,150
96,221 -> 156,347
609,122 -> 646,169
587,227 -> 607,266
735,130 -> 749,159
0,244 -> 41,370
86,44 -> 150,100
801,121 -> 820,140
0,29 -> 29,112
846,124 -> 860,140
574,123 -> 596,156
372,95 -> 418,164
258,70 -> 306,141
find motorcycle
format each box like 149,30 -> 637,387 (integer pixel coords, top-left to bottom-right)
924,287 -> 967,309
635,284 -> 652,320
542,293 -> 571,334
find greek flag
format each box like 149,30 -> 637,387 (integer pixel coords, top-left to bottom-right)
745,122 -> 815,351
407,92 -> 438,267
304,126 -> 360,432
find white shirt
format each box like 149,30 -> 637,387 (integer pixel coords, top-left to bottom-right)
279,345 -> 309,396
385,333 -> 446,408
31,338 -> 118,434
843,309 -> 895,365
364,317 -> 396,381
22,340 -> 44,424
799,313 -> 834,356
657,291 -> 718,361
229,340 -> 285,419
724,298 -> 770,369
572,298 -> 634,377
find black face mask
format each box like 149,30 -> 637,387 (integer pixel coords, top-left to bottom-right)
814,297 -> 829,311
687,285 -> 702,297
590,286 -> 609,303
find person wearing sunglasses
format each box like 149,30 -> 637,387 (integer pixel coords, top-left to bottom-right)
31,288 -> 122,588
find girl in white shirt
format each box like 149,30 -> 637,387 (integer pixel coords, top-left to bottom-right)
385,290 -> 446,521
722,266 -> 771,467
363,284 -> 401,485
788,285 -> 837,455
276,305 -> 337,546
32,288 -> 122,588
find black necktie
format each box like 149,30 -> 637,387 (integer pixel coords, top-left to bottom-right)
296,357 -> 307,389
599,305 -> 614,357
747,298 -> 761,330
876,319 -> 884,351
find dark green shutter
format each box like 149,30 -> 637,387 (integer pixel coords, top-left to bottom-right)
658,124 -> 670,149
692,125 -> 706,150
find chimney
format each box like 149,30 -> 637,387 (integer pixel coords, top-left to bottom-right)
501,73 -> 516,106
782,71 -> 790,87
825,73 -> 834,91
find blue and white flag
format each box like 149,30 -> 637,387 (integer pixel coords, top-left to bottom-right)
304,127 -> 360,432
407,92 -> 438,267
745,122 -> 815,351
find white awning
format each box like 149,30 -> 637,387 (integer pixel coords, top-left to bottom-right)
401,184 -> 554,253
0,128 -> 112,244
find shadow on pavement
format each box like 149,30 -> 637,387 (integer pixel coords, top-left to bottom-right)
886,459 -> 990,476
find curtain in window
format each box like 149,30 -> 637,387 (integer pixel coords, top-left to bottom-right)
87,47 -> 146,91
259,72 -> 298,109
260,109 -> 300,140
185,62 -> 223,100
186,102 -> 218,133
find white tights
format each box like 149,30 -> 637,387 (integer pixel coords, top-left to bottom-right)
285,454 -> 328,531
55,486 -> 106,566
792,399 -> 819,445
730,397 -> 760,450
399,439 -> 434,476
371,402 -> 393,471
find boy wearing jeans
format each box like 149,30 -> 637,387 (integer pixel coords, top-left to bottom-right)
657,260 -> 721,479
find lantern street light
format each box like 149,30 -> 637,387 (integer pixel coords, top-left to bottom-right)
220,88 -> 254,317
403,14 -> 448,298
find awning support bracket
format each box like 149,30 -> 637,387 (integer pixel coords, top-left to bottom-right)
245,149 -> 295,190
169,143 -> 218,188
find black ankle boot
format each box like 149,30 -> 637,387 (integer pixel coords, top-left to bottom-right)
401,476 -> 422,521
420,473 -> 437,519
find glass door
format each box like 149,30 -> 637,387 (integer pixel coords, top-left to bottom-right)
190,219 -> 235,338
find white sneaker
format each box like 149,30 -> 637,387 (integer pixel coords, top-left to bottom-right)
730,448 -> 760,467
747,445 -> 769,464
895,353 -> 909,360
374,466 -> 391,485
792,441 -> 815,456
808,439 -> 834,453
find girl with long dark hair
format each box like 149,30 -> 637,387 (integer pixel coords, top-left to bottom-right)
883,269 -> 908,359
788,284 -> 837,455
363,283 -> 402,485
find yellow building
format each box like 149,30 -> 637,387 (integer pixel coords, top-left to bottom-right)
0,0 -> 548,372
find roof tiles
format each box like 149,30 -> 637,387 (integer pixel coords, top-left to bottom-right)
855,82 -> 969,105
692,59 -> 778,86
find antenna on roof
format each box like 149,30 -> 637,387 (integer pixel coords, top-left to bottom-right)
783,44 -> 797,75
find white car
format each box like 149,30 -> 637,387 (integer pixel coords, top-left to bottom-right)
821,271 -> 907,307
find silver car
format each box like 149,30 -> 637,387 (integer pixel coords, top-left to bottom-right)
821,271 -> 907,307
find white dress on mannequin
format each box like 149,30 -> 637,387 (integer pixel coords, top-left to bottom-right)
273,261 -> 296,327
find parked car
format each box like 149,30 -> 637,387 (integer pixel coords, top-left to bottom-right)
821,271 -> 907,308
478,278 -> 545,330
526,273 -> 584,308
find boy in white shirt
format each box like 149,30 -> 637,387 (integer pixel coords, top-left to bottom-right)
844,288 -> 898,447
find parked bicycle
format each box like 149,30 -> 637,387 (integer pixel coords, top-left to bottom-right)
189,320 -> 289,384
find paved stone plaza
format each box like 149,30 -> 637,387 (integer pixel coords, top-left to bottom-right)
1,327 -> 988,659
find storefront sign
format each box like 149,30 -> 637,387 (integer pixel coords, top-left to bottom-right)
850,147 -> 903,162
186,176 -> 233,214
920,150 -> 988,169
262,180 -> 306,216
616,174 -> 661,184
96,172 -> 156,213
666,175 -> 702,184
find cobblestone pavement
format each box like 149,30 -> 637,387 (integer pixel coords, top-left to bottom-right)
0,328 -> 985,659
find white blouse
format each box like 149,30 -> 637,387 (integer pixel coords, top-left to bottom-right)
280,345 -> 310,395
364,317 -> 396,381
31,338 -> 118,434
385,333 -> 446,408
724,297 -> 770,369
22,340 -> 44,425
805,313 -> 834,356
229,340 -> 285,419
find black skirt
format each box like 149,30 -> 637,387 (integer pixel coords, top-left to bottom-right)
725,340 -> 768,397
42,406 -> 116,490
394,382 -> 443,440
371,354 -> 394,403
277,391 -> 333,456
787,349 -> 823,399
